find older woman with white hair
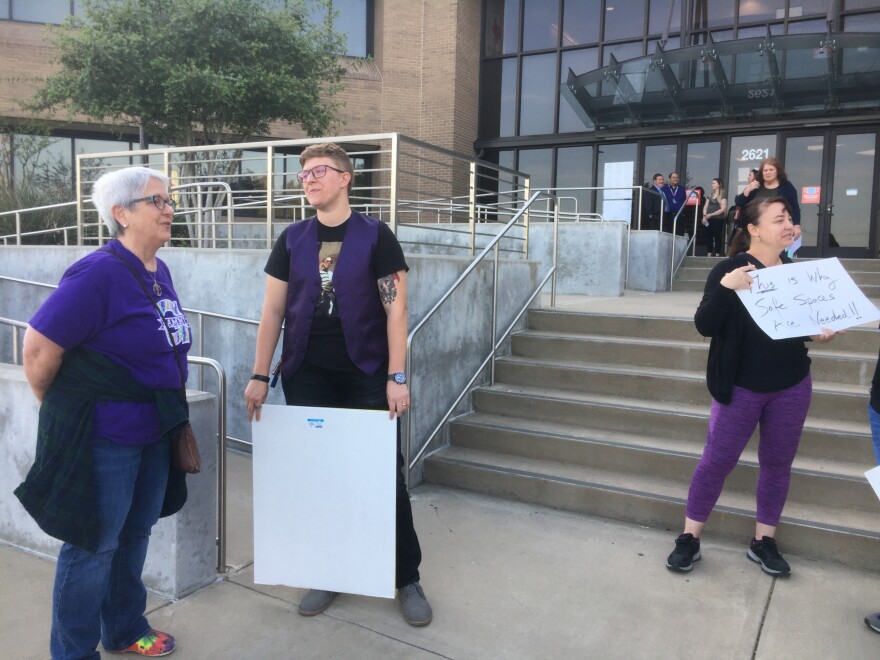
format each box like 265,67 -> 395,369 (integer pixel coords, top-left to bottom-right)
16,166 -> 192,658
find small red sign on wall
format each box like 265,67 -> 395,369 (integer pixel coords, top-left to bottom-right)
685,189 -> 701,206
801,186 -> 821,204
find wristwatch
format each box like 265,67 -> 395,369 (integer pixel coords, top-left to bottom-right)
387,372 -> 407,385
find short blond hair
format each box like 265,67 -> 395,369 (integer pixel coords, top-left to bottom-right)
300,142 -> 354,193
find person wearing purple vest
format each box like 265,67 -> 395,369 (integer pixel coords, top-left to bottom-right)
244,143 -> 432,626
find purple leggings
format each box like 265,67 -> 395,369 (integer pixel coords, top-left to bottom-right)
686,374 -> 812,526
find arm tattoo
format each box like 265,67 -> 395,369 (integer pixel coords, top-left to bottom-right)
378,272 -> 399,305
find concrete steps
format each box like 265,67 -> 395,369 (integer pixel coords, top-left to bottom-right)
424,306 -> 880,570
673,256 -> 880,295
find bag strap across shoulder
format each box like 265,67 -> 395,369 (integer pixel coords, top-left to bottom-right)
99,247 -> 187,391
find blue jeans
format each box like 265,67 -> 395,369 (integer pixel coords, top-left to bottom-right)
50,436 -> 170,660
869,404 -> 880,465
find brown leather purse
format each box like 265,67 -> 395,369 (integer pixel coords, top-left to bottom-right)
171,421 -> 201,474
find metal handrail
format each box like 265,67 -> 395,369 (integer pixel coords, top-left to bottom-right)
670,191 -> 702,284
0,317 -> 229,574
403,190 -> 558,486
0,316 -> 27,365
186,355 -> 228,574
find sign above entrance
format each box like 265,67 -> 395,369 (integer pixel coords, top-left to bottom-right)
801,186 -> 821,204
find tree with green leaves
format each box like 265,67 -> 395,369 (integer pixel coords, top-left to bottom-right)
30,0 -> 348,147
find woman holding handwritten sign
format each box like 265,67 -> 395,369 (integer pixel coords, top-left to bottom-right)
666,197 -> 838,576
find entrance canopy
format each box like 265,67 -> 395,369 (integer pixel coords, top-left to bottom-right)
562,32 -> 880,130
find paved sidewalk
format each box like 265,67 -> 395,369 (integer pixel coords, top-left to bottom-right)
3,451 -> 880,659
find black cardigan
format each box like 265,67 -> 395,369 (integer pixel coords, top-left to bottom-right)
695,252 -> 810,404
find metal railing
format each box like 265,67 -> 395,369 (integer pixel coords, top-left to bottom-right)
402,190 -> 559,486
670,192 -> 702,283
0,315 -> 231,574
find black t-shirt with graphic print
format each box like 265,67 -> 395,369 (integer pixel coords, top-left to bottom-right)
264,217 -> 408,372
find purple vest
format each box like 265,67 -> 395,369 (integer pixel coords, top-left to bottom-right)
281,212 -> 388,379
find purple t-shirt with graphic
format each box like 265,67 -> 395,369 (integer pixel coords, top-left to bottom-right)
29,240 -> 192,445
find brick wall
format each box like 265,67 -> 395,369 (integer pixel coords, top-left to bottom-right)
0,2 -> 482,213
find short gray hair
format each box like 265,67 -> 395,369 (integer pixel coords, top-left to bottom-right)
91,166 -> 171,237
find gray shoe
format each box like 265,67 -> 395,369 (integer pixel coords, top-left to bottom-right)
397,582 -> 432,626
298,589 -> 338,616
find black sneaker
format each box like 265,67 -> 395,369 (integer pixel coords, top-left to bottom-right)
747,536 -> 791,576
864,612 -> 880,634
666,532 -> 701,572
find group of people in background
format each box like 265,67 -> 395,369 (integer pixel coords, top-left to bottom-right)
641,157 -> 804,259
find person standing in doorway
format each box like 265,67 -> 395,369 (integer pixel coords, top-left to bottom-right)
641,173 -> 666,230
703,178 -> 728,257
662,171 -> 686,234
735,157 -> 802,240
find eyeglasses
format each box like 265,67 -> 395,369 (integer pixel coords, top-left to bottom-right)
296,164 -> 346,182
127,194 -> 176,211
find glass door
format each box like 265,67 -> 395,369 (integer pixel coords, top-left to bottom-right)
784,131 -> 878,258
826,133 -> 876,258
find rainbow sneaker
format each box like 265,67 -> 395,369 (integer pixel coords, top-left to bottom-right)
107,629 -> 176,656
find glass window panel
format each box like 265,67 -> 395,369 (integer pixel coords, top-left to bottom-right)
603,41 -> 644,65
642,144 -> 677,188
829,133 -> 875,249
844,0 -> 880,8
737,25 -> 773,38
596,143 -> 636,220
333,0 -> 368,58
782,40 -> 830,80
843,12 -> 880,32
710,29 -> 735,42
649,0 -> 680,36
14,135 -> 72,185
13,0 -> 71,23
558,48 -> 598,133
787,1 -> 831,18
77,139 -> 130,185
556,146 -> 594,216
485,0 -> 520,55
522,0 -> 559,51
685,142 -> 721,192
692,0 -> 734,29
562,0 -> 600,46
517,148 -> 553,193
783,135 -> 824,249
75,138 -> 127,156
727,134 -> 775,211
500,58 -> 517,137
648,36 -> 679,52
738,0 -> 785,23
604,0 -> 646,42
519,53 -> 556,135
733,50 -> 771,84
1,2 -> 9,19
786,18 -> 826,34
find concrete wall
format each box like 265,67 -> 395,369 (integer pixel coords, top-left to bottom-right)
627,230 -> 691,292
0,246 -> 539,483
399,221 -> 629,296
0,363 -> 219,599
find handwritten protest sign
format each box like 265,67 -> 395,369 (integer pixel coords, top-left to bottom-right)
734,257 -> 880,339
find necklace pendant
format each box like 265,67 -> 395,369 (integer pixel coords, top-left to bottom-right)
152,282 -> 163,297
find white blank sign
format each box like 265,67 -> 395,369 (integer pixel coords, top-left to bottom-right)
252,404 -> 397,598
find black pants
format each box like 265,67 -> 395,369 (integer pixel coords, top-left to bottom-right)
705,217 -> 724,254
282,360 -> 422,588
